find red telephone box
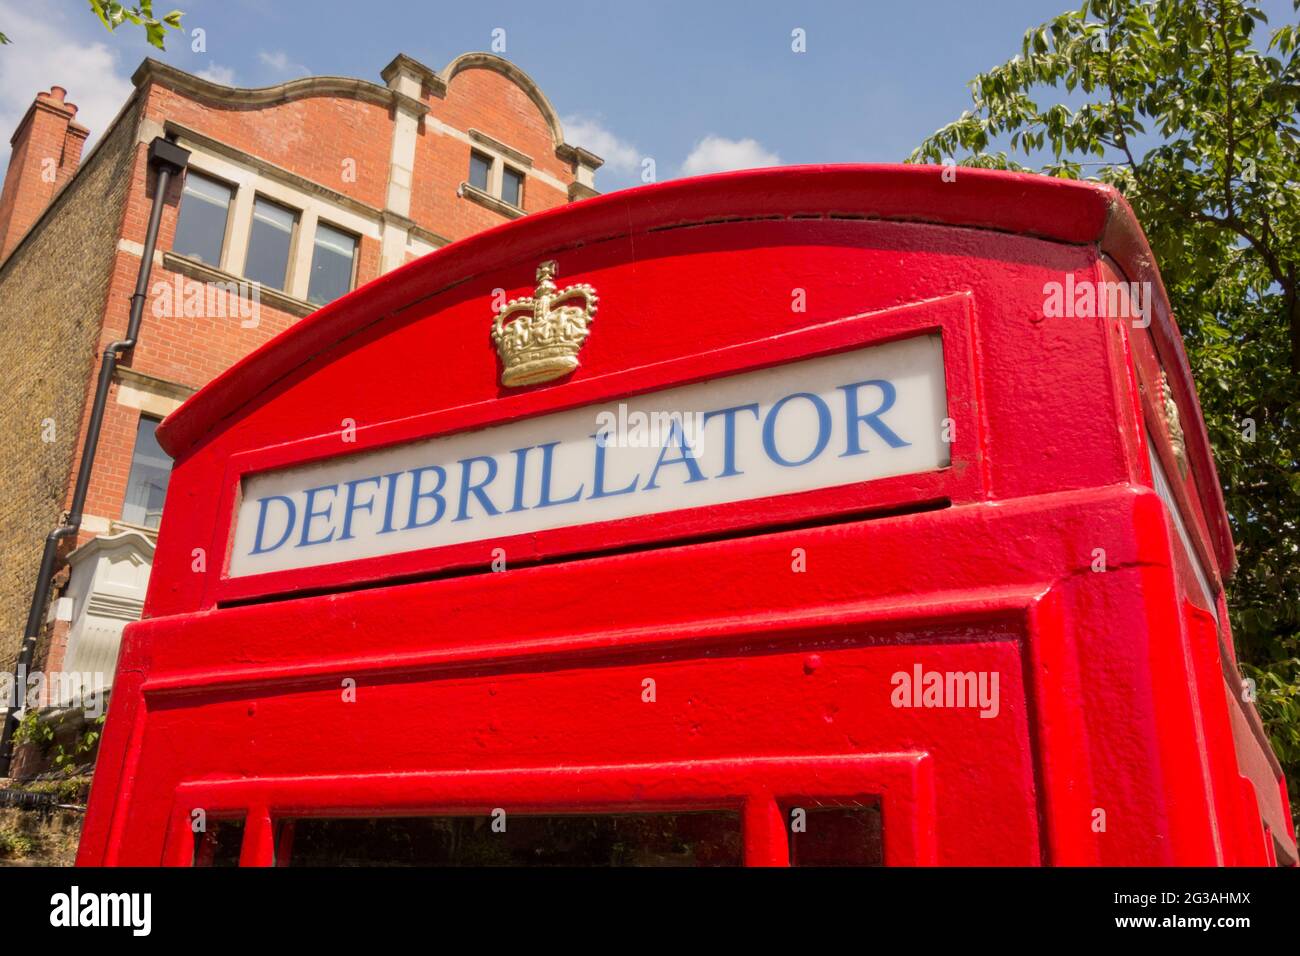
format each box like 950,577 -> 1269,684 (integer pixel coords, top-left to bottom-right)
78,165 -> 1295,867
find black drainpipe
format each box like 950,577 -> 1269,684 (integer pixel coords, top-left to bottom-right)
0,136 -> 189,776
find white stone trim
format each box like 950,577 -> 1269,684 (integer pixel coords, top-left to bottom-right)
380,223 -> 408,273
116,380 -> 187,418
469,128 -> 532,168
172,139 -> 381,294
224,178 -> 255,277
458,181 -> 524,219
114,368 -> 195,418
406,232 -> 439,260
116,238 -> 163,267
386,102 -> 420,217
288,207 -> 318,301
383,64 -> 424,100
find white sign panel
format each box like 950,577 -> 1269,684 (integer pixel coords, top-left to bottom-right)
229,333 -> 949,578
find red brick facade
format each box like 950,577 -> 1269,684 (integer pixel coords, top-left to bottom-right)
0,52 -> 603,690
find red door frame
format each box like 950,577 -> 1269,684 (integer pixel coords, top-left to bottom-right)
162,753 -> 937,867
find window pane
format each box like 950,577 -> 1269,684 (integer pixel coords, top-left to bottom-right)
193,818 -> 244,867
172,171 -> 231,266
277,811 -> 742,866
469,151 -> 491,191
245,197 -> 296,291
787,802 -> 883,866
307,223 -> 357,305
501,167 -> 524,207
121,417 -> 171,529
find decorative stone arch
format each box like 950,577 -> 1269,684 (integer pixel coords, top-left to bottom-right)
440,52 -> 565,149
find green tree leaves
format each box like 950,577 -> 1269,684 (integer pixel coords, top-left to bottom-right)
2,2 -> 183,51
87,1 -> 183,50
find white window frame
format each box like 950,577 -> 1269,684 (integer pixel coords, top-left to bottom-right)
175,143 -> 382,302
463,134 -> 528,210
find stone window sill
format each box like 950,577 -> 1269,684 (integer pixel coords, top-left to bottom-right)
458,182 -> 524,220
468,128 -> 533,168
161,251 -> 316,319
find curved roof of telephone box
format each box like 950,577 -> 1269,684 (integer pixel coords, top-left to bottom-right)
153,163 -> 1233,574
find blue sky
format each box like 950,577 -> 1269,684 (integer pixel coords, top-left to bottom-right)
1,0 -> 1296,191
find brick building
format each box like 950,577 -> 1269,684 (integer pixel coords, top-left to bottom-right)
0,52 -> 603,716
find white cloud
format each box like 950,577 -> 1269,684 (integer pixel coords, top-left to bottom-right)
196,63 -> 237,86
258,50 -> 307,78
680,135 -> 781,177
0,0 -> 133,164
561,115 -> 641,175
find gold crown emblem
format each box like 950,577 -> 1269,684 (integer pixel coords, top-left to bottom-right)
492,260 -> 598,387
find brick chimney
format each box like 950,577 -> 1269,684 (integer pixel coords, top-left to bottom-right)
0,86 -> 90,261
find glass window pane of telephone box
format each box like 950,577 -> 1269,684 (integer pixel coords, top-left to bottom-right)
192,801 -> 884,866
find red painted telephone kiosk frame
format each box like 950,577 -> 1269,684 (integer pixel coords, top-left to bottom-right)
78,165 -> 1295,866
